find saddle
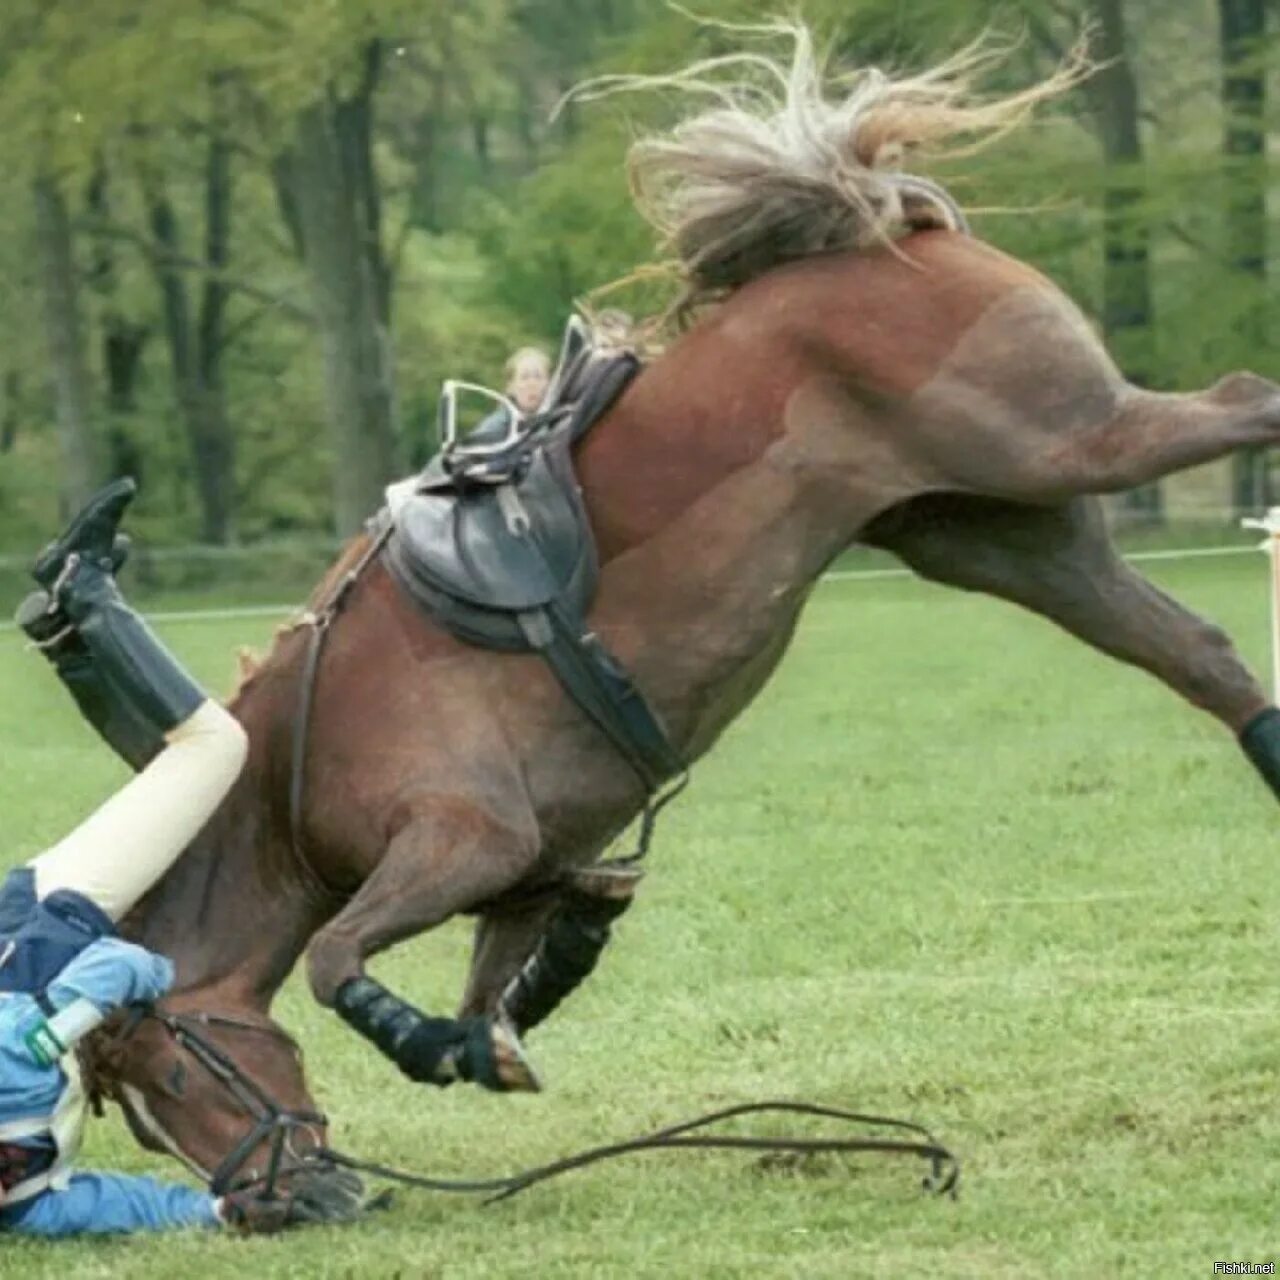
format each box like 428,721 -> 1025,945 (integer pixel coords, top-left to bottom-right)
377,321 -> 685,794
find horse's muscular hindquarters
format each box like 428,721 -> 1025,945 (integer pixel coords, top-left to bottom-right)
898,284 -> 1280,506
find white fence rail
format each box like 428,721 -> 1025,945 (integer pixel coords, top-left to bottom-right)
0,541 -> 1259,633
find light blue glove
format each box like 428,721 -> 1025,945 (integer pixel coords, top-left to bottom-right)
46,936 -> 174,1014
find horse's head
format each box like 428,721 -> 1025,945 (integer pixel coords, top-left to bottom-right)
78,669 -> 366,1220
83,999 -> 363,1221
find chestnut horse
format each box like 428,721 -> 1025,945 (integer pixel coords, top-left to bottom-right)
88,27 -> 1280,1210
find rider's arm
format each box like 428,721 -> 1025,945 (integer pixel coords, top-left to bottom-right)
0,1171 -> 219,1236
20,935 -> 175,1064
46,935 -> 174,1013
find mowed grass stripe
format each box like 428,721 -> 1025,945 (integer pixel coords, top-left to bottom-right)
0,554 -> 1275,1276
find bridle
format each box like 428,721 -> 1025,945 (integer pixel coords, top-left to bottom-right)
118,1008 -> 328,1199
108,1005 -> 960,1210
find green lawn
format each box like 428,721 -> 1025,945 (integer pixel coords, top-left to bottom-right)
1,554 -> 1278,1277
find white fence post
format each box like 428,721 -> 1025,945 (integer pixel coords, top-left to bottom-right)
1241,507 -> 1280,702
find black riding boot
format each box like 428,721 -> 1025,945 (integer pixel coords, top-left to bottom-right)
18,476 -> 160,769
31,476 -> 137,590
16,589 -> 164,771
51,556 -> 205,738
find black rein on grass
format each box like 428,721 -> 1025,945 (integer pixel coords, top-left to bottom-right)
314,1099 -> 960,1205
121,1011 -> 960,1210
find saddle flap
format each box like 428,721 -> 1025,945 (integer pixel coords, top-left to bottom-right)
380,334 -> 641,650
390,447 -> 593,613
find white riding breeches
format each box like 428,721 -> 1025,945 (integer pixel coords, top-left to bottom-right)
30,701 -> 248,921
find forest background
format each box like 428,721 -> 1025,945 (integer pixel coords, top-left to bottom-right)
0,0 -> 1272,571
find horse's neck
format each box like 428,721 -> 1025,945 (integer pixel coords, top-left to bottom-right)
125,749 -> 319,1008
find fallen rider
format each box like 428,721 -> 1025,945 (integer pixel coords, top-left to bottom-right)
0,478 -> 343,1236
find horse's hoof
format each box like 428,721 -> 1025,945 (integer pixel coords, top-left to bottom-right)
485,1017 -> 543,1093
567,862 -> 644,902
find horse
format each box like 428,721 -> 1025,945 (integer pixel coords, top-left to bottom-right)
85,24 -> 1280,1214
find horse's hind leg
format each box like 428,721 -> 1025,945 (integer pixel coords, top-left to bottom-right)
458,864 -> 643,1024
865,494 -> 1280,798
306,797 -> 544,1092
1045,375 -> 1280,498
909,290 -> 1280,504
457,896 -> 560,1019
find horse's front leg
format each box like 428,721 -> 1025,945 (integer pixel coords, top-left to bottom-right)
865,493 -> 1280,797
306,797 -> 543,1092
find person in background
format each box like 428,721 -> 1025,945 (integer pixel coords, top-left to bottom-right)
463,345 -> 551,449
504,346 -> 552,415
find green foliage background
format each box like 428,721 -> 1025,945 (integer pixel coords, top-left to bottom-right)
0,0 -> 1273,550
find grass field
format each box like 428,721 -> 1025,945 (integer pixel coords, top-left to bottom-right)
1,553 -> 1278,1277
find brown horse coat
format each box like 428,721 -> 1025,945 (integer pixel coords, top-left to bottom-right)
94,231 -> 1279,1184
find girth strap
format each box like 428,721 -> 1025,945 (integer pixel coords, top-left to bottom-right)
518,605 -> 685,794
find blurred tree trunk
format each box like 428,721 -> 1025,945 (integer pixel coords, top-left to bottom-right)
405,68 -> 447,232
33,174 -> 98,513
1084,0 -> 1160,520
288,41 -> 398,536
0,371 -> 18,454
195,124 -> 236,543
86,164 -> 149,485
472,114 -> 492,175
1220,0 -> 1269,513
145,119 -> 236,544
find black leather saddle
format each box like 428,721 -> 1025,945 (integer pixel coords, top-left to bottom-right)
377,324 -> 685,793
381,346 -> 635,651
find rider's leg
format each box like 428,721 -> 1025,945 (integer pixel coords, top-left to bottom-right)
17,479 -> 162,770
16,590 -> 162,772
28,555 -> 247,923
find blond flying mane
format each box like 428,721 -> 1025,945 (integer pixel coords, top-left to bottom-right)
570,17 -> 1089,308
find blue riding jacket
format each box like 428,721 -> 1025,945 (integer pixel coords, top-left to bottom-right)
0,868 -> 219,1236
